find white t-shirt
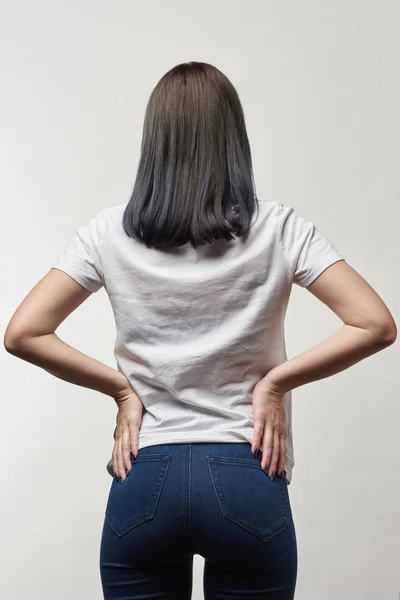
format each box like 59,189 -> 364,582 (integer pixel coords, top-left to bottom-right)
51,201 -> 345,484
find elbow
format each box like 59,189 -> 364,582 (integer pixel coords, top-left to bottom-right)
372,319 -> 397,347
3,328 -> 29,356
384,325 -> 397,346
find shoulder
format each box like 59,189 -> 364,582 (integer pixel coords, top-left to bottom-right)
257,200 -> 281,213
266,201 -> 311,237
256,200 -> 286,232
98,203 -> 126,224
258,200 -> 299,221
256,200 -> 314,247
256,200 -> 282,227
91,204 -> 126,236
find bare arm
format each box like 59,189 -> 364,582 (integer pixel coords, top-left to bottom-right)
265,260 -> 397,393
3,268 -> 131,400
4,268 -> 145,480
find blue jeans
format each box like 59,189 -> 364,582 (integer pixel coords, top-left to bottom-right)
100,442 -> 297,599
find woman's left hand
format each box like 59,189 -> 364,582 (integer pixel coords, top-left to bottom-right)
112,383 -> 144,481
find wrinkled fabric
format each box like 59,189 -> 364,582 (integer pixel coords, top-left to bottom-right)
52,201 -> 345,484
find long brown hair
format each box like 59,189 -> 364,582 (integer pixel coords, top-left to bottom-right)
123,61 -> 259,250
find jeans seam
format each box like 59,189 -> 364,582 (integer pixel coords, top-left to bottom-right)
188,444 -> 194,545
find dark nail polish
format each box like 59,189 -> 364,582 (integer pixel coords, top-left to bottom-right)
263,465 -> 269,474
269,472 -> 275,480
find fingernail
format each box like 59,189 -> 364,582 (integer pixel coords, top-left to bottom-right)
263,465 -> 269,474
269,472 -> 275,481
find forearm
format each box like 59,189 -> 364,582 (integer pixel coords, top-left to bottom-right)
5,332 -> 129,398
266,323 -> 395,393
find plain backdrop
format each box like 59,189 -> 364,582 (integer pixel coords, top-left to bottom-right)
1,1 -> 399,599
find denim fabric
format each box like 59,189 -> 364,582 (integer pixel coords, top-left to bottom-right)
100,442 -> 297,599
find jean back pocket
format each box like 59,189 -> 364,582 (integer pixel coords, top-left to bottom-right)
207,456 -> 289,542
105,454 -> 171,538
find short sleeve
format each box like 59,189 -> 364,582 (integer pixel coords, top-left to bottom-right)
278,203 -> 345,287
51,209 -> 107,293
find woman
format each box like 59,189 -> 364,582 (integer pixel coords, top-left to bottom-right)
4,62 -> 396,599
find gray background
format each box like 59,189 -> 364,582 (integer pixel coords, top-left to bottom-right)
1,1 -> 399,598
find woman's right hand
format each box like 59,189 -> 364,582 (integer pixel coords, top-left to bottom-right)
251,377 -> 287,479
112,384 -> 144,481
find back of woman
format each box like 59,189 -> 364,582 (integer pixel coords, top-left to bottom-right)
5,62 -> 396,600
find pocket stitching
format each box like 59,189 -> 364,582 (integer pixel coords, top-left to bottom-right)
207,456 -> 289,543
208,456 -> 265,468
105,455 -> 171,538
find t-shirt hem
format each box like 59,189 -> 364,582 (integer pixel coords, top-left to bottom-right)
297,256 -> 345,287
51,265 -> 102,293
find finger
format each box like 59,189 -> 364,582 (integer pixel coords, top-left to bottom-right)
252,418 -> 265,455
121,428 -> 131,476
117,436 -> 125,481
268,428 -> 280,479
129,424 -> 139,459
277,432 -> 286,477
261,425 -> 273,471
112,439 -> 118,479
